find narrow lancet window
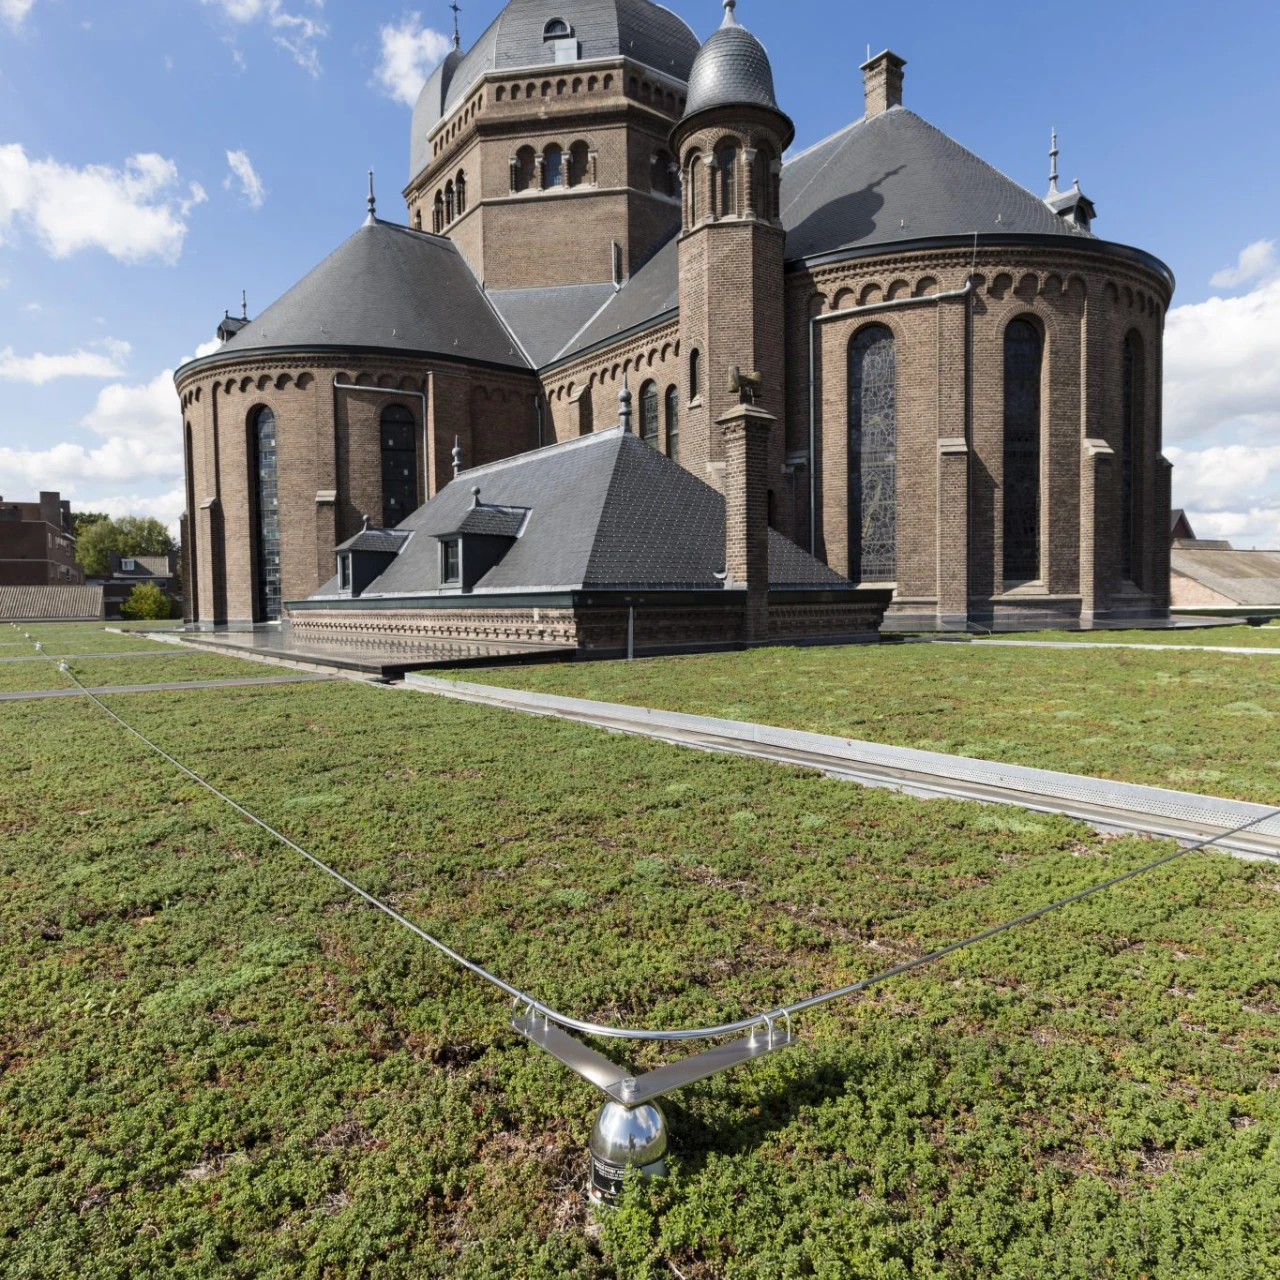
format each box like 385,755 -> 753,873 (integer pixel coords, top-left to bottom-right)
848,325 -> 897,583
252,406 -> 281,621
1003,318 -> 1043,583
1121,332 -> 1143,584
381,404 -> 418,527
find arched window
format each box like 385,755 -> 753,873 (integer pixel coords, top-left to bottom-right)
689,347 -> 701,401
381,404 -> 418,527
433,192 -> 444,233
639,381 -> 659,447
413,209 -> 422,231
455,171 -> 466,216
543,144 -> 563,189
184,421 -> 199,620
544,18 -> 570,38
445,180 -> 455,223
1122,331 -> 1144,584
665,385 -> 680,463
568,140 -> 590,187
514,146 -> 536,193
715,143 -> 737,218
1003,318 -> 1044,583
688,154 -> 702,224
251,406 -> 281,622
848,326 -> 896,584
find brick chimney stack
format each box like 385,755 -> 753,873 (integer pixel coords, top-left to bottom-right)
720,403 -> 774,644
861,50 -> 906,119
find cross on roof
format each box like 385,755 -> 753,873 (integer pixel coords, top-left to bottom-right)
450,1 -> 461,48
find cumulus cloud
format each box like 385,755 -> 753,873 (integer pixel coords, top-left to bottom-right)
224,149 -> 266,208
0,145 -> 207,265
1209,239 -> 1277,290
201,0 -> 328,77
1164,272 -> 1280,443
0,338 -> 131,386
376,13 -> 451,106
1,0 -> 36,28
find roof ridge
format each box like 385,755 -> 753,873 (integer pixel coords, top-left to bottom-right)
457,423 -> 625,482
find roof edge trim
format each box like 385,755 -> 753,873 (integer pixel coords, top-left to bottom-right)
538,306 -> 678,375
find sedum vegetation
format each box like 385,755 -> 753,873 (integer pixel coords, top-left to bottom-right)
1,662 -> 1278,1278
471,642 -> 1280,806
997,625 -> 1280,648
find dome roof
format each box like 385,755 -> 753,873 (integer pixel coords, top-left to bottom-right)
682,0 -> 792,143
411,0 -> 700,179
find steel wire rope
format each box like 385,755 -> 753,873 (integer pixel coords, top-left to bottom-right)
34,642 -> 1280,1045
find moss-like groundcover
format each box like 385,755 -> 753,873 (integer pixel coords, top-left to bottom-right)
471,643 -> 1280,807
2,671 -> 1279,1278
1002,624 -> 1280,648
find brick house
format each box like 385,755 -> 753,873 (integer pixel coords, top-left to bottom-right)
0,492 -> 83,588
175,0 -> 1174,634
102,551 -> 181,620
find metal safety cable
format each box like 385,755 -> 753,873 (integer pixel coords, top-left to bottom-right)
36,635 -> 1280,1045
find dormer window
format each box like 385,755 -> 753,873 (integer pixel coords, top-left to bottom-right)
442,539 -> 461,584
338,554 -> 352,593
121,558 -> 136,572
543,18 -> 578,63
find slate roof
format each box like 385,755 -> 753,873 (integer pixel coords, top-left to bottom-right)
555,236 -> 679,361
310,426 -> 853,599
1171,550 -> 1280,607
780,106 -> 1094,262
115,556 -> 173,578
182,219 -> 529,375
445,505 -> 531,538
335,527 -> 413,554
487,282 -> 618,365
683,2 -> 792,145
411,0 -> 701,181
0,585 -> 104,621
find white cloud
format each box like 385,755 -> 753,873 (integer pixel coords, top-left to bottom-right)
224,149 -> 266,208
1181,508 -> 1280,552
1164,272 -> 1280,443
22,301 -> 39,312
0,145 -> 207,265
376,13 -> 451,106
0,338 -> 131,386
201,0 -> 328,76
1209,239 -> 1277,290
1,0 -> 36,29
1166,444 -> 1280,512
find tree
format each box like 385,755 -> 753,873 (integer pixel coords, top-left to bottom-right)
72,511 -> 111,537
120,582 -> 174,621
76,516 -> 176,579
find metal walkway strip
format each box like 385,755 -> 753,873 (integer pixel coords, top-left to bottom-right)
0,674 -> 333,702
971,639 -> 1280,656
0,650 -> 197,663
406,675 -> 1280,862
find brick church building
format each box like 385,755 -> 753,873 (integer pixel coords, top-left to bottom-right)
176,0 -> 1174,636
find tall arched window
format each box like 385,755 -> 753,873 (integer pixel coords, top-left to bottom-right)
689,347 -> 701,401
568,140 -> 590,187
433,192 -> 444,233
251,406 -> 281,622
639,381 -> 659,447
445,181 -> 455,223
381,404 -> 418,527
184,421 -> 198,620
715,143 -> 737,218
543,144 -> 563,189
665,385 -> 680,463
455,171 -> 466,216
688,154 -> 702,224
1122,331 -> 1144,584
848,325 -> 897,583
753,144 -> 775,219
1003,318 -> 1044,583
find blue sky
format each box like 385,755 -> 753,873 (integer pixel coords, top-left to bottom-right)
2,0 -> 1278,543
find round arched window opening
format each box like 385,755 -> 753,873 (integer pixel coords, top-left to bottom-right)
251,406 -> 281,622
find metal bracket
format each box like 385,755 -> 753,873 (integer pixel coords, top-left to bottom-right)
512,1014 -> 797,1104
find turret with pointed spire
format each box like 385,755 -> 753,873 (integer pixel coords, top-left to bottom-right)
1043,132 -> 1096,232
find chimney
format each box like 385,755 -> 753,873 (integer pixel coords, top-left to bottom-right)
719,403 -> 775,645
861,50 -> 906,119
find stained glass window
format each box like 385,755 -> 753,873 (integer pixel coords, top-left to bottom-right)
381,404 -> 418,527
640,381 -> 659,447
252,407 -> 281,622
543,145 -> 562,189
1121,333 -> 1141,584
849,325 -> 897,583
665,385 -> 679,463
1003,319 -> 1043,583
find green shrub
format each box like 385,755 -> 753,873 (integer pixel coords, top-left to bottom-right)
120,581 -> 173,621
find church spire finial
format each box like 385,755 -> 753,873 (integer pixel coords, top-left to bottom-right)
365,169 -> 377,224
1048,128 -> 1060,195
450,0 -> 461,49
241,289 -> 247,321
722,0 -> 739,26
618,372 -> 633,434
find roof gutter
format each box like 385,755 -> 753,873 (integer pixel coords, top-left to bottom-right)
807,276 -> 976,556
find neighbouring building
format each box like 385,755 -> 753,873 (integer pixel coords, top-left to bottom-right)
0,492 -> 84,587
176,0 -> 1175,635
1167,514 -> 1280,610
102,551 -> 181,620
